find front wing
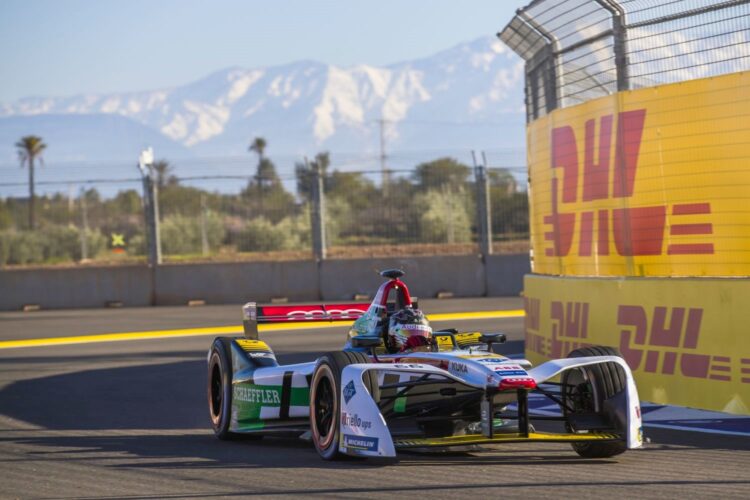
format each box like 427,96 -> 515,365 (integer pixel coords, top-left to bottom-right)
338,358 -> 643,458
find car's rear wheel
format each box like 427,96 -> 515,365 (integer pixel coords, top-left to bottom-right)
208,337 -> 262,441
310,351 -> 376,460
208,338 -> 234,439
562,345 -> 628,458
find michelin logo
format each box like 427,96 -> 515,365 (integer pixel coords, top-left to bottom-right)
343,434 -> 378,452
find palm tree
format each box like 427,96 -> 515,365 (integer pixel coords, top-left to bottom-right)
15,135 -> 47,230
249,137 -> 266,164
249,137 -> 268,214
152,159 -> 173,189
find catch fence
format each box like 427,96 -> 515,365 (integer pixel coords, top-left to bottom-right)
501,0 -> 750,121
0,152 -> 529,266
500,0 -> 750,277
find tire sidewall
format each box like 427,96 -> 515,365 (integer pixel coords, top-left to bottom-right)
208,339 -> 233,438
562,345 -> 628,458
310,358 -> 340,459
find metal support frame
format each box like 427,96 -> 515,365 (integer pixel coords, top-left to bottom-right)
138,148 -> 162,268
309,157 -> 326,261
518,9 -> 560,117
138,148 -> 161,305
628,0 -> 750,29
594,0 -> 629,92
501,0 -> 750,119
472,151 -> 493,258
517,389 -> 530,437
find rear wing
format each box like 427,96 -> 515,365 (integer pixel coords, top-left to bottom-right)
242,302 -> 369,339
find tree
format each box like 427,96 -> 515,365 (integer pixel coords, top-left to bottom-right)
414,157 -> 470,191
488,168 -> 518,195
249,137 -> 267,164
249,137 -> 270,212
152,159 -> 177,189
256,158 -> 280,189
327,171 -> 377,211
15,135 -> 47,229
295,152 -> 330,201
242,156 -> 295,223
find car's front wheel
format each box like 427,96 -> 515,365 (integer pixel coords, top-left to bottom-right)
309,351 -> 376,460
562,345 -> 628,459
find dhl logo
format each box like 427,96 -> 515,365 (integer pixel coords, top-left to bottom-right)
546,109 -> 714,258
524,298 -> 590,359
524,295 -> 749,385
618,305 -> 732,382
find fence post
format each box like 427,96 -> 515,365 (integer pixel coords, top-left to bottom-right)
79,187 -> 89,261
138,149 -> 161,256
473,151 -> 493,258
596,0 -> 629,91
309,157 -> 327,261
149,174 -> 162,265
200,193 -> 209,256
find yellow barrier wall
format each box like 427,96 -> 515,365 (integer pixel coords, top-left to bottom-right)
523,274 -> 750,414
527,71 -> 750,277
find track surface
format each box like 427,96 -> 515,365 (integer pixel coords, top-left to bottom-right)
1,298 -> 749,499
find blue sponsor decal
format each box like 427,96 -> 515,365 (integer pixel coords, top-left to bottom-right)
343,434 -> 379,451
495,370 -> 530,376
477,358 -> 505,363
343,380 -> 356,404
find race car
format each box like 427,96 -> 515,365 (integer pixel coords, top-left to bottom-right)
208,269 -> 643,460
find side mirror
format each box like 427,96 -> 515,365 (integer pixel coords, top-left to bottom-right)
480,333 -> 507,351
351,336 -> 382,349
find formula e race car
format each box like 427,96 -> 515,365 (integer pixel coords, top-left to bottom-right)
207,270 -> 643,460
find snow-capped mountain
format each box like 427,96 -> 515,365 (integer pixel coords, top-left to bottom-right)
0,36 -> 525,164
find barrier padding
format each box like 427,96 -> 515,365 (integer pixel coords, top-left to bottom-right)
523,274 -> 750,415
527,71 -> 750,277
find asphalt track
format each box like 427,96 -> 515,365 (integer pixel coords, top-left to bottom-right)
1,298 -> 749,499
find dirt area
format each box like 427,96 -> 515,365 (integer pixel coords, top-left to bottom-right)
1,240 -> 530,269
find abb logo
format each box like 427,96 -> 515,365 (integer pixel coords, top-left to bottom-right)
546,109 -> 714,258
260,303 -> 368,322
617,305 -> 733,381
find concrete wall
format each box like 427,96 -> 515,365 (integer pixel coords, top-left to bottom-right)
155,261 -> 319,305
0,265 -> 152,310
0,253 -> 529,310
319,255 -> 488,300
486,254 -> 531,296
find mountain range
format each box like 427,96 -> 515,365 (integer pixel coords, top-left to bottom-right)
0,36 -> 526,191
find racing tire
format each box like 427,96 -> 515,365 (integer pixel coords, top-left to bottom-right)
562,345 -> 628,459
310,351 -> 377,460
207,337 -> 262,441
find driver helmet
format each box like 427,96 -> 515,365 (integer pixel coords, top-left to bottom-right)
387,307 -> 432,352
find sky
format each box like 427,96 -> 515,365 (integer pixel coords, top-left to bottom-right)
0,0 -> 527,103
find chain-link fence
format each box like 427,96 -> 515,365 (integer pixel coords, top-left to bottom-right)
0,150 -> 529,267
0,178 -> 146,266
500,0 -> 750,278
501,0 -> 750,121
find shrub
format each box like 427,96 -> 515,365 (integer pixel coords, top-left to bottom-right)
236,216 -> 306,252
80,230 -> 107,259
159,213 -> 224,255
41,225 -> 82,262
414,188 -> 473,243
0,227 -> 109,265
